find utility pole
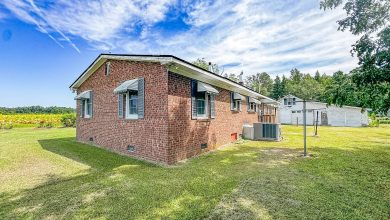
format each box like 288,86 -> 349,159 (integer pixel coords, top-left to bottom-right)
303,100 -> 307,156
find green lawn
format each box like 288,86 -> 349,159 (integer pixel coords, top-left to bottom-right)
0,126 -> 389,219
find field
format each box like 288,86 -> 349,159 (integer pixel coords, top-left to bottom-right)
0,125 -> 389,219
0,114 -> 68,128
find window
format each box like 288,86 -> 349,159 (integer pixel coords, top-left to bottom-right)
248,102 -> 256,112
126,91 -> 138,119
231,92 -> 242,111
196,92 -> 208,118
232,99 -> 241,111
191,80 -> 217,119
84,99 -> 92,118
115,78 -> 145,119
292,111 -> 296,113
285,97 -> 296,106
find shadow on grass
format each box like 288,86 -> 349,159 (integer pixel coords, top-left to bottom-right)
0,137 -> 293,219
38,137 -> 155,171
2,136 -> 389,219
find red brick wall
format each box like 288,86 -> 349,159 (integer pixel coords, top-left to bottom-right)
76,60 -> 170,164
167,72 -> 258,164
76,61 -> 260,164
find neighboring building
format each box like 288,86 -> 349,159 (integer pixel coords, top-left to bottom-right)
70,54 -> 278,165
278,95 -> 369,127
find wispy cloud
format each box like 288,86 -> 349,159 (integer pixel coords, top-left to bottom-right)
0,0 -> 358,76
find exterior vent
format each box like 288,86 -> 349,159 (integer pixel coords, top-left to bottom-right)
89,137 -> 93,142
127,145 -> 135,152
201,143 -> 208,149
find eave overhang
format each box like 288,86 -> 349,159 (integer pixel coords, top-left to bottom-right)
69,54 -> 277,102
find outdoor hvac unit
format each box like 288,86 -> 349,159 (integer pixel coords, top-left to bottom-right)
253,123 -> 281,141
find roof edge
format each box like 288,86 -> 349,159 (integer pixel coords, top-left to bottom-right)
70,53 -> 277,102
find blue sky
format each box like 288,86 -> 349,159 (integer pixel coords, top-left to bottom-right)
0,0 -> 357,107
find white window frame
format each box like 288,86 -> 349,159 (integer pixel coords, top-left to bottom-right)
248,102 -> 256,112
83,99 -> 92,118
196,92 -> 208,119
232,99 -> 241,111
125,91 -> 139,119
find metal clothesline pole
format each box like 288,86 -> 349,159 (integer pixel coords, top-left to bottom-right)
303,100 -> 307,156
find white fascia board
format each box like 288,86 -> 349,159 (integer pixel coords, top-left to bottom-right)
70,55 -> 173,91
168,58 -> 275,101
70,54 -> 276,102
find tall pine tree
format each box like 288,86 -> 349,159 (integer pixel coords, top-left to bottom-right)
271,75 -> 283,100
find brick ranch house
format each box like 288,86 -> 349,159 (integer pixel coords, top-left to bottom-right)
70,54 -> 278,165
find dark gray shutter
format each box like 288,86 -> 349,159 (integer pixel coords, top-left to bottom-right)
191,80 -> 197,119
90,91 -> 93,118
138,78 -> 145,119
81,100 -> 85,118
118,93 -> 123,118
230,92 -> 234,110
210,94 -> 216,119
247,96 -> 250,112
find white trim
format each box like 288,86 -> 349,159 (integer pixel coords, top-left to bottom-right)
232,99 -> 241,112
196,92 -> 208,119
125,92 -> 139,120
248,102 -> 256,112
70,54 -> 276,103
84,99 -> 91,118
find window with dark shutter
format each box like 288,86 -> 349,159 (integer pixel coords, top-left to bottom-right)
191,80 -> 197,119
138,78 -> 145,119
210,94 -> 216,119
118,94 -> 123,118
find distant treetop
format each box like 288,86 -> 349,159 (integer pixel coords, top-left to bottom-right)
0,106 -> 75,114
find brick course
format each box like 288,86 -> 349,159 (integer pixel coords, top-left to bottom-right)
76,60 -> 260,164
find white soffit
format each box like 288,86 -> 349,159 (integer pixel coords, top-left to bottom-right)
70,54 -> 277,103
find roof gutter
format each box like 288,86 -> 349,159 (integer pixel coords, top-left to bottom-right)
69,54 -> 277,103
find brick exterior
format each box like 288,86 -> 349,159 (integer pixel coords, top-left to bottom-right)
76,60 -> 170,164
76,60 -> 262,164
167,73 -> 258,164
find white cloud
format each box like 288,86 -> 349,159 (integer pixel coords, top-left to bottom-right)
0,0 -> 358,76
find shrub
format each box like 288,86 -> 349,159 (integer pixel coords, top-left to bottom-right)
369,119 -> 380,127
37,120 -> 46,128
60,114 -> 76,127
0,122 -> 13,129
45,122 -> 54,128
379,119 -> 390,124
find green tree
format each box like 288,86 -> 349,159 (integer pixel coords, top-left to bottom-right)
245,72 -> 273,96
324,71 -> 360,107
225,73 -> 239,82
314,70 -> 321,82
271,75 -> 284,100
321,0 -> 390,112
281,75 -> 288,97
192,58 -> 220,74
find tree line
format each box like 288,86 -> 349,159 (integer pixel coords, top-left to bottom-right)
0,106 -> 75,115
193,57 -> 382,112
193,0 -> 389,114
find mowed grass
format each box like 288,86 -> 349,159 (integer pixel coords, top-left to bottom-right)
0,126 -> 389,219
